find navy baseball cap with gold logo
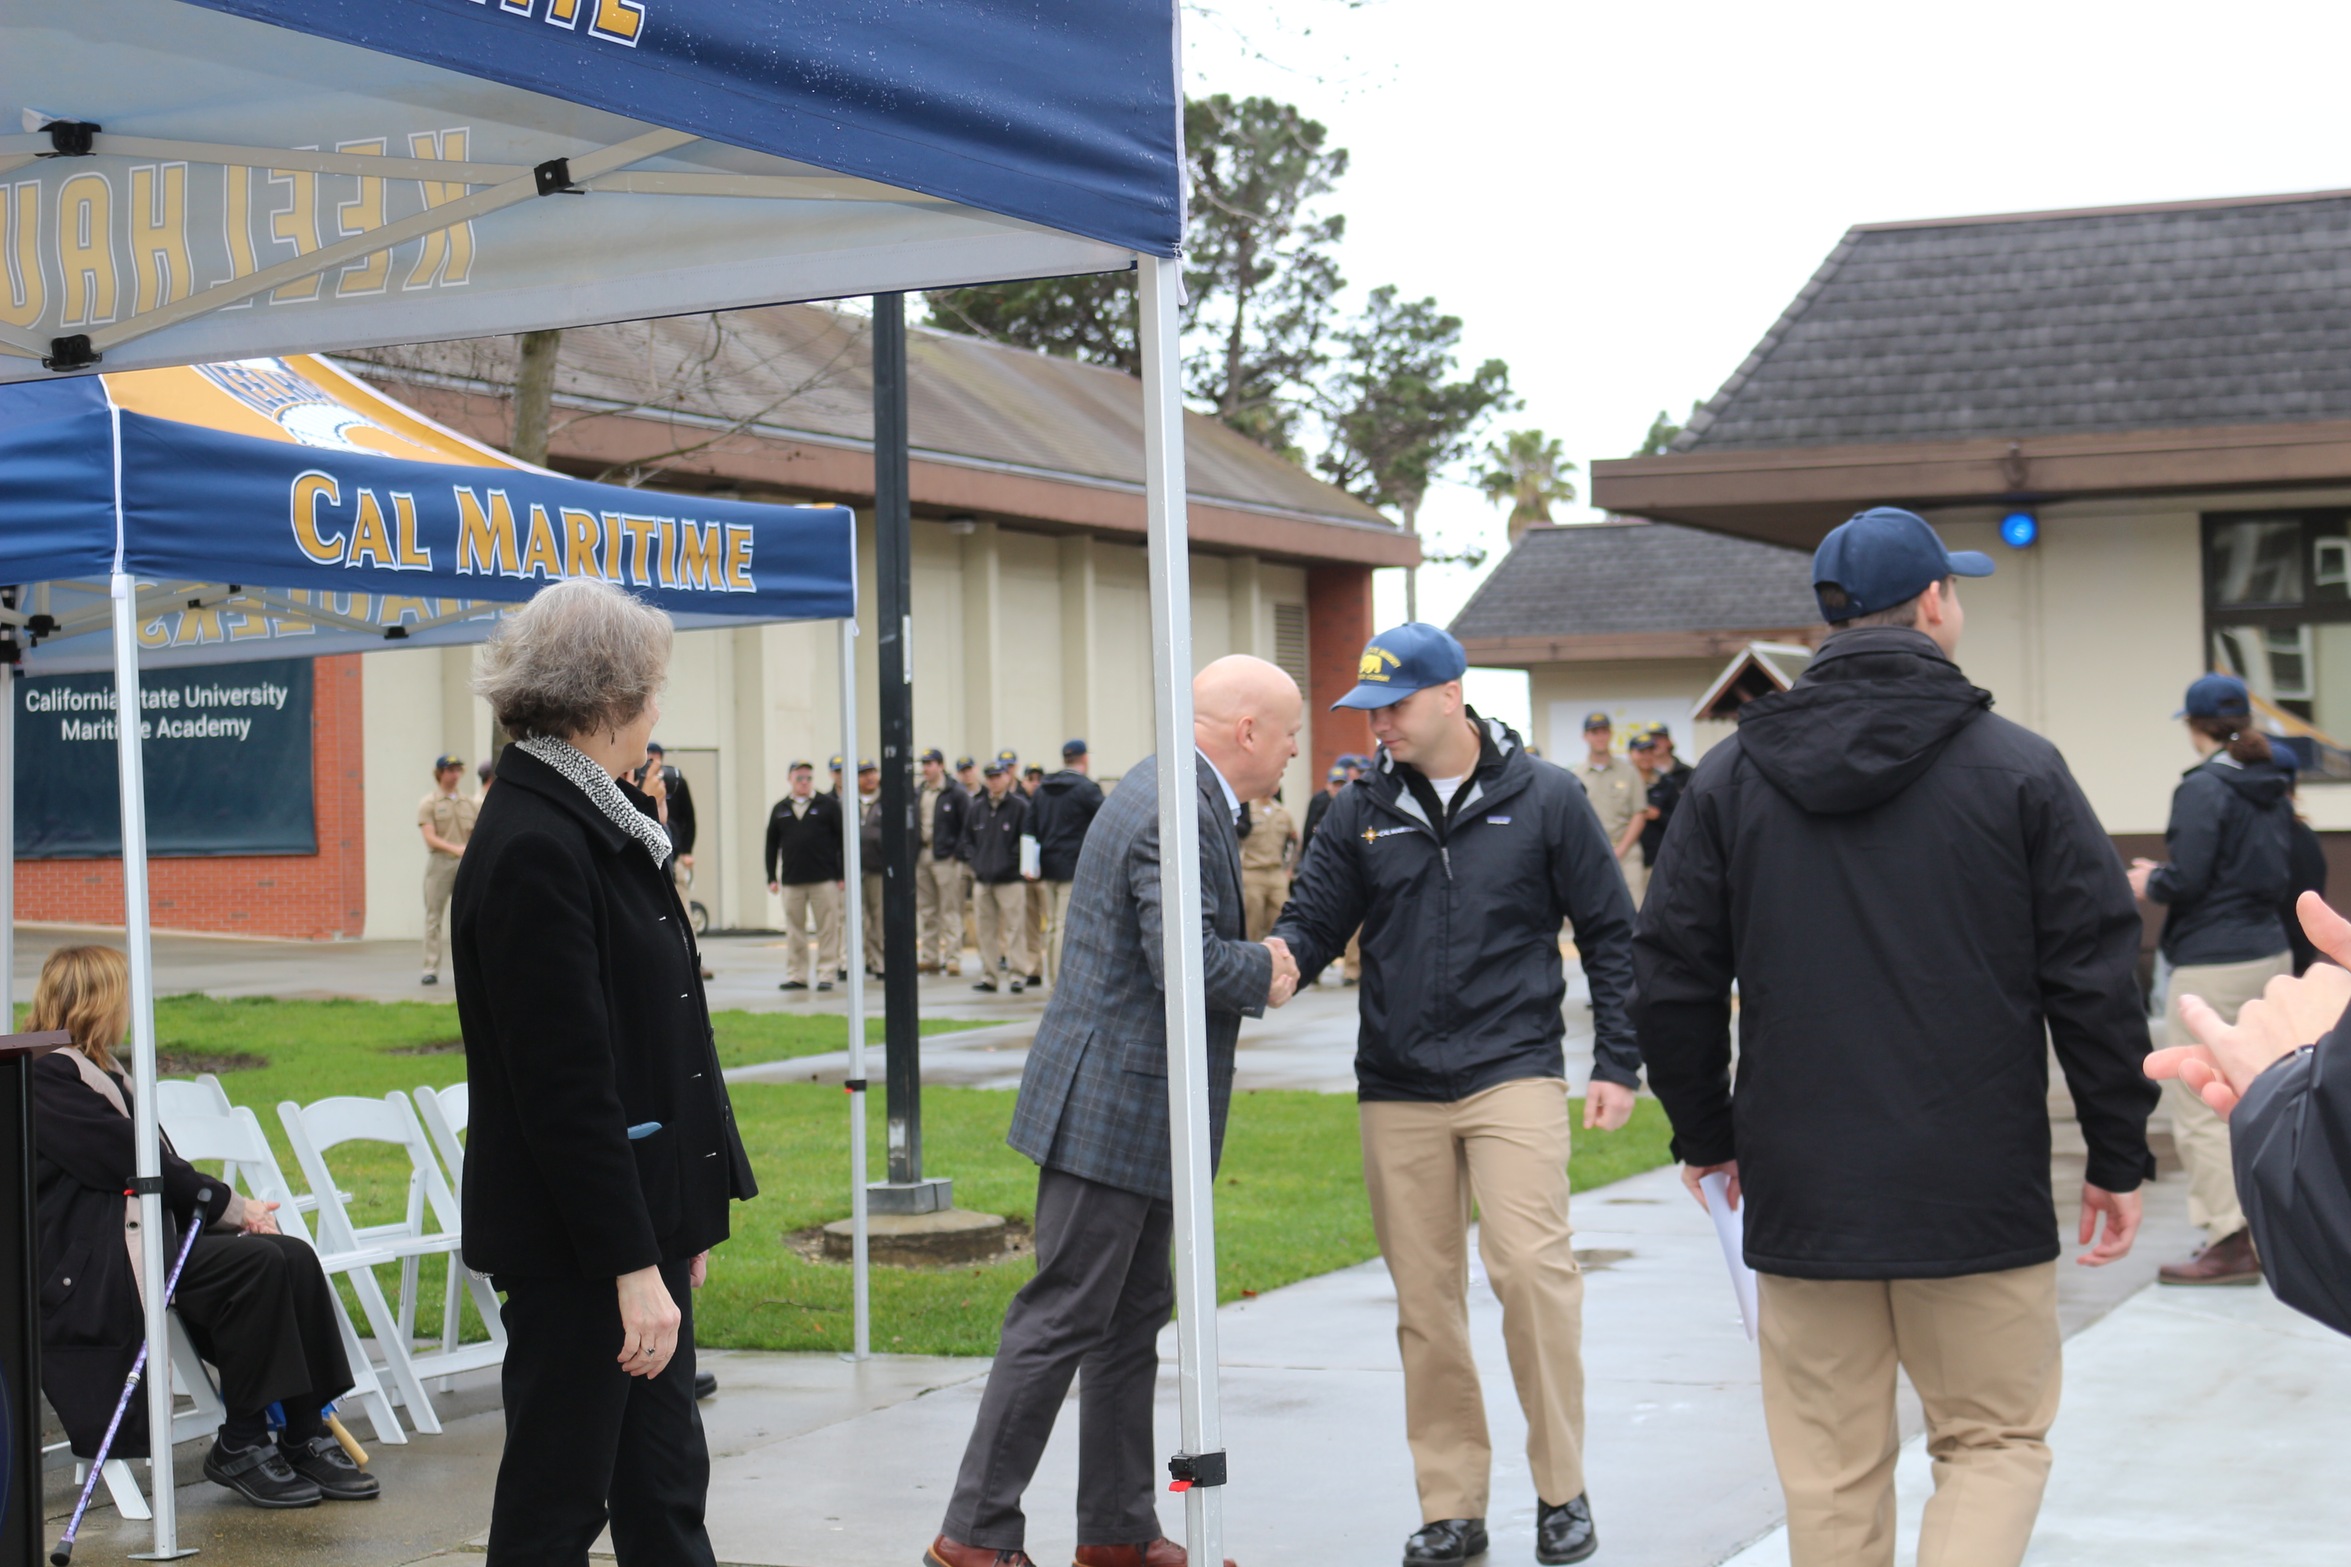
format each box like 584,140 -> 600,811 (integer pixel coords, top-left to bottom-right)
1332,622 -> 1468,710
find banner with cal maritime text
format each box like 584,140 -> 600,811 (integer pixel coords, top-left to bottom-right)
14,658 -> 314,857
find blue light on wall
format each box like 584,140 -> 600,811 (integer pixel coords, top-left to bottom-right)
2000,510 -> 2039,549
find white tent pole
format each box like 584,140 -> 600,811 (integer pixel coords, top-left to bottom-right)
838,618 -> 870,1361
111,572 -> 191,1559
1139,252 -> 1224,1560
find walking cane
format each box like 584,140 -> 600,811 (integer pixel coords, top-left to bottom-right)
50,1187 -> 211,1567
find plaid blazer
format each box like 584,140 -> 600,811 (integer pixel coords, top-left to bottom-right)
1006,753 -> 1274,1201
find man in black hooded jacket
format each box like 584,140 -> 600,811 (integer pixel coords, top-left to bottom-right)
1276,622 -> 1635,1567
1635,507 -> 2155,1567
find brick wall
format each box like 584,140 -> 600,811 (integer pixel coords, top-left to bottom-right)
17,655 -> 367,940
1306,565 -> 1374,777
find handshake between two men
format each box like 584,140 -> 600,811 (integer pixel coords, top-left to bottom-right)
1262,935 -> 1301,1008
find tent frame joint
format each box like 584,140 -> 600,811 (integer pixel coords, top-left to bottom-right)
534,157 -> 583,196
39,119 -> 100,157
44,334 -> 99,371
1166,1450 -> 1227,1490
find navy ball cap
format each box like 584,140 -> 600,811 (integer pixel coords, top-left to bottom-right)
2176,673 -> 2252,720
1332,622 -> 1468,711
1812,507 -> 1995,623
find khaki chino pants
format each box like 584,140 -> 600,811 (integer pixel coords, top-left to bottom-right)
1044,880 -> 1077,986
862,873 -> 886,974
915,850 -> 963,971
2163,950 -> 2291,1242
1360,1077 -> 1587,1521
780,880 -> 842,984
421,853 -> 461,974
973,880 -> 1031,980
1241,869 -> 1289,943
1759,1263 -> 2061,1567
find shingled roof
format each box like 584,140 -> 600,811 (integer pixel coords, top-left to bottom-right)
1679,189 -> 2351,452
1449,520 -> 1818,646
344,305 -> 1391,531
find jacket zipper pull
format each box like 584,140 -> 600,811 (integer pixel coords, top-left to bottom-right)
1441,844 -> 1453,881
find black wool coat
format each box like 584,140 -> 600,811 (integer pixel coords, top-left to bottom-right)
33,1052 -> 233,1455
454,746 -> 756,1280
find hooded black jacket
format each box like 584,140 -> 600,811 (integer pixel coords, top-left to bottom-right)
1633,628 -> 2156,1280
1272,711 -> 1641,1094
1029,768 -> 1105,880
2146,754 -> 2294,967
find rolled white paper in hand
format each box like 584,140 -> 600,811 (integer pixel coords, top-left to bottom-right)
1700,1170 -> 1760,1343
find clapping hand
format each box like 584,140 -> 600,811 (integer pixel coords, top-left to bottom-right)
1263,936 -> 1300,1008
2149,893 -> 2351,1117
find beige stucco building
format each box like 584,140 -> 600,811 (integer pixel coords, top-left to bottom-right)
342,307 -> 1411,941
1584,187 -> 2351,873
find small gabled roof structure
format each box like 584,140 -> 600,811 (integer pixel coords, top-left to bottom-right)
1593,188 -> 2351,545
1450,519 -> 1822,665
1693,641 -> 1817,721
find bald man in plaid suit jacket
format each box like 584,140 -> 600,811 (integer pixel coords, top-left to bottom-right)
929,657 -> 1303,1567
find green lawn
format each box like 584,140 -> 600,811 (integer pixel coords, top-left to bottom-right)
23,995 -> 984,1349
69,996 -> 1677,1356
693,1085 -> 1675,1355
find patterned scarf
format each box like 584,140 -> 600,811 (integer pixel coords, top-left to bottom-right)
514,735 -> 673,869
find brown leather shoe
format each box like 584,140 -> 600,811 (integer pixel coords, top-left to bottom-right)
1072,1540 -> 1236,1567
2158,1228 -> 2262,1285
925,1535 -> 1036,1567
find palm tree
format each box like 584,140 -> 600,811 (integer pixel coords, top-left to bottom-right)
1475,429 -> 1578,546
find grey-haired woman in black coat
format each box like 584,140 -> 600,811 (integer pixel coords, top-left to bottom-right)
452,578 -> 755,1567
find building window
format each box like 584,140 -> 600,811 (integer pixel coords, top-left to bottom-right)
2204,510 -> 2351,742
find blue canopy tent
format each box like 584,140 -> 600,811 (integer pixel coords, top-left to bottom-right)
0,3 -> 1227,1561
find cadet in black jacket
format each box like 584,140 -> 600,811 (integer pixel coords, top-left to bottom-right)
764,763 -> 845,991
457,579 -> 756,1567
2126,673 -> 2295,1285
1028,738 -> 1105,985
1275,623 -> 1634,1567
962,759 -> 1030,991
1636,509 -> 2153,1567
2152,891 -> 2351,1337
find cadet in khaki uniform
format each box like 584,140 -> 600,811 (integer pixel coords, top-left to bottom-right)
1239,791 -> 1297,942
1571,712 -> 1645,903
955,755 -> 983,959
915,749 -> 970,974
418,754 -> 477,986
1020,764 -> 1049,983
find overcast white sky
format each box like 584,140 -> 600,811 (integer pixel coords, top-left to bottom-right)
1183,0 -> 2351,732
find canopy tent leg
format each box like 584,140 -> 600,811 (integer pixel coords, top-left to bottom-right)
111,573 -> 194,1560
1138,254 -> 1224,1563
837,619 -> 870,1361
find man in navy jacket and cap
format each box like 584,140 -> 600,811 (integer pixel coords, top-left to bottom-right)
1635,508 -> 2155,1567
1274,623 -> 1637,1567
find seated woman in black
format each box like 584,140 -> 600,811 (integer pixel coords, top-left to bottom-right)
30,944 -> 380,1508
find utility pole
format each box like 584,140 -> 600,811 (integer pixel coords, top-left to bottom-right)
868,294 -> 948,1213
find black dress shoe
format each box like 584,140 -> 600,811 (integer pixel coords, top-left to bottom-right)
1403,1517 -> 1487,1566
973,979 -> 998,993
1535,1495 -> 1596,1565
282,1433 -> 380,1501
694,1369 -> 717,1400
203,1437 -> 322,1509
779,979 -> 808,991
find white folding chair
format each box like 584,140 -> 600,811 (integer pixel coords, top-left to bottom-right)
410,1082 -> 475,1388
159,1073 -> 322,1218
279,1093 -> 505,1433
157,1096 -> 407,1446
